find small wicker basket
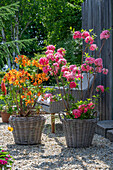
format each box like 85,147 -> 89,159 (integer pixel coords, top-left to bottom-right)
9,115 -> 46,145
59,113 -> 97,148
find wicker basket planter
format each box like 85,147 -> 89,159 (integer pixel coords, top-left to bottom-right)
59,114 -> 97,148
9,115 -> 46,145
1,111 -> 10,123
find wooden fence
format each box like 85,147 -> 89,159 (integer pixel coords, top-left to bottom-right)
82,0 -> 113,120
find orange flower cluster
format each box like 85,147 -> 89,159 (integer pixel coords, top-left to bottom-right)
32,59 -> 44,70
2,55 -> 49,110
3,69 -> 30,87
15,55 -> 31,67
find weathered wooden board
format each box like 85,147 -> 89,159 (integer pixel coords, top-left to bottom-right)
82,0 -> 112,120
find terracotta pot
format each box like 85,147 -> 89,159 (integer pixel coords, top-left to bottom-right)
1,111 -> 10,123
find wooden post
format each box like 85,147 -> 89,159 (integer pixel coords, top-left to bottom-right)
51,113 -> 55,133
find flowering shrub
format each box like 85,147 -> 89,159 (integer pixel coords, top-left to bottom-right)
0,147 -> 13,169
39,29 -> 110,119
67,99 -> 96,119
1,55 -> 49,117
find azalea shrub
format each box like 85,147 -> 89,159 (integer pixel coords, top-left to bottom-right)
1,55 -> 49,117
67,99 -> 96,119
39,29 -> 110,119
0,147 -> 13,169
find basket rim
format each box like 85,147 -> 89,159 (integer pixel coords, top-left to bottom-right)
60,117 -> 97,123
9,115 -> 46,121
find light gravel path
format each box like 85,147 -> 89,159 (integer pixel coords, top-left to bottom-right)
0,115 -> 113,170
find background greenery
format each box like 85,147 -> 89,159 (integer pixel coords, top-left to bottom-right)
0,0 -> 83,69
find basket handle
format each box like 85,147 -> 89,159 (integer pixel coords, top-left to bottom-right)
93,110 -> 98,123
59,112 -> 67,122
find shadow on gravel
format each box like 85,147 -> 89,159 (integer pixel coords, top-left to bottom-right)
43,123 -> 64,137
0,122 -> 9,126
32,142 -> 113,169
6,143 -> 45,160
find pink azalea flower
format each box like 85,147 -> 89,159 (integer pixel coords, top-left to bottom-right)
61,66 -> 69,73
84,108 -> 88,113
85,36 -> 94,44
39,57 -> 49,65
70,81 -> 76,88
44,93 -> 52,98
57,48 -> 66,56
96,85 -> 104,93
81,63 -> 90,72
43,65 -> 51,74
58,58 -> 67,65
95,67 -> 102,73
81,31 -> 90,39
102,68 -> 108,75
78,104 -> 88,113
69,65 -> 76,71
85,57 -> 95,64
5,157 -> 8,160
73,31 -> 82,39
94,58 -> 103,66
54,53 -> 63,62
63,71 -> 75,81
0,159 -> 7,165
90,44 -> 98,51
76,74 -> 84,79
47,53 -> 55,61
47,45 -> 55,51
89,66 -> 94,72
72,67 -> 80,74
100,30 -> 110,40
72,109 -> 81,118
87,102 -> 95,109
45,50 -> 53,55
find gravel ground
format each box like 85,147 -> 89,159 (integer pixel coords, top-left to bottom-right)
0,115 -> 113,170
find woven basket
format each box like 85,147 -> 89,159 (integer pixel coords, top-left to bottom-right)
59,113 -> 97,148
9,115 -> 46,145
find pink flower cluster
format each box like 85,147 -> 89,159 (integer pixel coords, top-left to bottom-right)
96,85 -> 104,93
62,65 -> 81,82
39,57 -> 49,66
39,45 -> 67,76
81,57 -> 108,74
72,102 -> 95,118
73,30 -> 110,52
100,30 -> 110,40
44,93 -> 55,102
90,44 -> 98,51
0,159 -> 7,165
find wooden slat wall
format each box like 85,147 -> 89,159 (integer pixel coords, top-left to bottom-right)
82,0 -> 112,120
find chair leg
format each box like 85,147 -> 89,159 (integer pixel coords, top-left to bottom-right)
51,113 -> 55,133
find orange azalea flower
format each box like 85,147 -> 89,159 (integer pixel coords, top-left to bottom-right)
32,60 -> 37,66
15,80 -> 19,85
33,81 -> 37,86
27,60 -> 31,66
38,80 -> 42,84
27,91 -> 32,96
25,100 -> 31,106
21,95 -> 25,99
37,92 -> 41,96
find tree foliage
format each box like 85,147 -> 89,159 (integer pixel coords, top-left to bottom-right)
38,0 -> 84,64
0,0 -> 84,68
